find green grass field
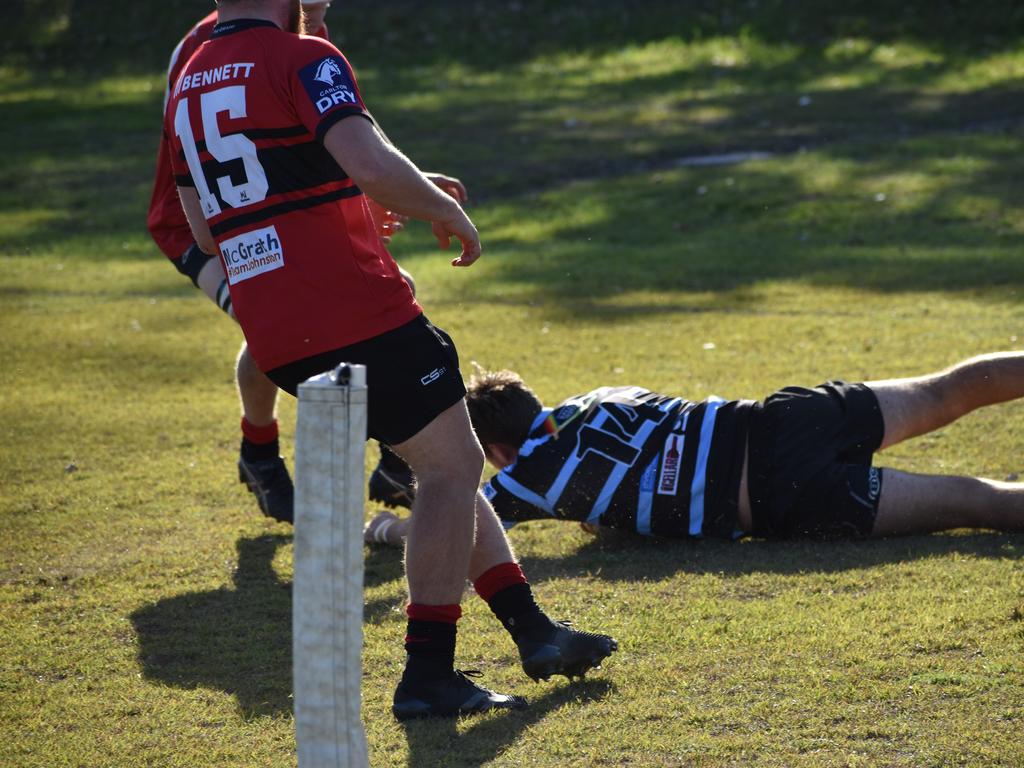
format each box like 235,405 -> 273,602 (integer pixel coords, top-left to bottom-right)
2,1 -> 1024,765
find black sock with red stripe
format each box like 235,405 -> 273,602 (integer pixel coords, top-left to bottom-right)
474,562 -> 543,641
240,417 -> 279,462
402,603 -> 461,682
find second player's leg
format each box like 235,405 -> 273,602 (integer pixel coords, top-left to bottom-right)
195,255 -> 234,319
468,492 -> 517,581
867,351 -> 1024,450
467,489 -> 619,682
872,468 -> 1024,537
236,343 -> 279,427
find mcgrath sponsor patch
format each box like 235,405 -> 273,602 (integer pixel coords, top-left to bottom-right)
657,434 -> 684,495
299,56 -> 359,115
220,225 -> 285,284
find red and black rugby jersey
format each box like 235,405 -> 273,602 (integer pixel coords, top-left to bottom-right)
166,19 -> 420,370
147,13 -> 330,261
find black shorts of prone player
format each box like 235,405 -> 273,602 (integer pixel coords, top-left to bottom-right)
746,381 -> 885,540
265,314 -> 467,446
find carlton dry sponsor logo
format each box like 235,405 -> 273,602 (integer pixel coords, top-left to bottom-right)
220,225 -> 285,285
300,56 -> 358,115
657,435 -> 683,495
314,58 -> 344,86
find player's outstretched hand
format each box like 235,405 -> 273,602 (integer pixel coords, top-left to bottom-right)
432,208 -> 481,267
367,198 -> 408,244
425,173 -> 468,204
364,510 -> 404,546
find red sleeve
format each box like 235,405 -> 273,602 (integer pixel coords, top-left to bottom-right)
147,11 -> 217,258
165,12 -> 217,104
288,37 -> 370,143
163,100 -> 194,188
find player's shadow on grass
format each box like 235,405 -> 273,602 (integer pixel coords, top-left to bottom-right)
514,523 -> 1024,583
130,533 -> 294,718
400,679 -> 614,768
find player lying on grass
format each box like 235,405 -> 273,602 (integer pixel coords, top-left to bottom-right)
366,351 -> 1024,546
148,0 -> 443,523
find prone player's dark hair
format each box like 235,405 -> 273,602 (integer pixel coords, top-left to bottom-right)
466,369 -> 543,449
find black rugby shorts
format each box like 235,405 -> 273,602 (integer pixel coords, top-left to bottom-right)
266,314 -> 467,445
746,381 -> 885,540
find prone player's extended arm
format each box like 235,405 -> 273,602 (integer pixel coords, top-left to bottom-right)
322,117 -> 480,266
176,186 -> 217,256
363,510 -> 409,547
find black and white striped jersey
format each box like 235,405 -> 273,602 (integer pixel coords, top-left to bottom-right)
482,386 -> 753,539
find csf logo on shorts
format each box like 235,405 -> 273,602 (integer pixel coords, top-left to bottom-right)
299,56 -> 359,115
220,225 -> 285,285
867,467 -> 881,501
420,366 -> 447,386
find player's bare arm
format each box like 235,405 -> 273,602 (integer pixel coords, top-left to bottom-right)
322,117 -> 481,266
424,173 -> 468,203
176,186 -> 217,256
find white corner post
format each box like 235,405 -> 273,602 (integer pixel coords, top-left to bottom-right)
293,364 -> 369,768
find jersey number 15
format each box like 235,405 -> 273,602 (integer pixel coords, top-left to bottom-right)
174,86 -> 269,217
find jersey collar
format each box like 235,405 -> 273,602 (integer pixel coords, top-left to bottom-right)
529,408 -> 552,435
211,18 -> 280,38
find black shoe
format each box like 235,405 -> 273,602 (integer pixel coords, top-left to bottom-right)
368,455 -> 415,509
516,617 -> 618,682
392,669 -> 527,721
238,455 -> 294,523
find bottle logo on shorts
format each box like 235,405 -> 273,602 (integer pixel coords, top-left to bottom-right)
420,366 -> 446,386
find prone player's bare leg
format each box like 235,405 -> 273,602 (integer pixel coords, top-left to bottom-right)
866,351 -> 1024,451
863,352 -> 1024,537
872,469 -> 1024,536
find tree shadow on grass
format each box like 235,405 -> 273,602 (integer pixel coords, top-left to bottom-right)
399,679 -> 615,768
130,533 -> 294,718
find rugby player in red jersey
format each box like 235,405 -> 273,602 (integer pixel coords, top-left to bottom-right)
166,0 -> 617,719
367,353 -> 1024,546
147,1 -> 435,522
